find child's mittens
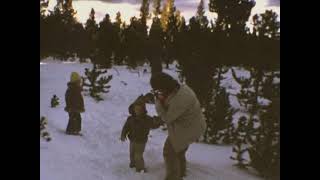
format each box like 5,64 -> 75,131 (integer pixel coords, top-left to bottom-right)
153,116 -> 165,126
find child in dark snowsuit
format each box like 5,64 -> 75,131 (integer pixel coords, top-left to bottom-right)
64,72 -> 85,135
120,95 -> 163,173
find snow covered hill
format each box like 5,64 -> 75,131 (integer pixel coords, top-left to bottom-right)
40,59 -> 262,180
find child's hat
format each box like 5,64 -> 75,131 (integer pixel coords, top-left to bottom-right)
70,72 -> 81,83
128,95 -> 147,115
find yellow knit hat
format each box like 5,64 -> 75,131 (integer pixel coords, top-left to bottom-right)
70,72 -> 81,83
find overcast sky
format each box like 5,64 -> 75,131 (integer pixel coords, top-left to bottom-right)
48,0 -> 280,25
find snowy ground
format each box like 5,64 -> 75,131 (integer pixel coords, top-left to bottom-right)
40,59 -> 262,180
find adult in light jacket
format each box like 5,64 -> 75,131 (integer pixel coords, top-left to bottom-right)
150,72 -> 207,180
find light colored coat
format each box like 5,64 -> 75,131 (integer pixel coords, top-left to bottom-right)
155,84 -> 207,152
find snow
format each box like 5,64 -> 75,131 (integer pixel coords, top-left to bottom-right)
40,59 -> 262,180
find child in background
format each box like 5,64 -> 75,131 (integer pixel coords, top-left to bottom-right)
64,72 -> 85,136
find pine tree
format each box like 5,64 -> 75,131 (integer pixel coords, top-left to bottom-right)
249,10 -> 280,68
113,12 -> 124,65
40,0 -> 49,59
73,22 -> 89,62
209,0 -> 255,36
85,8 -> 99,62
161,1 -> 179,67
40,0 -> 49,17
82,64 -> 113,101
196,0 -> 208,28
148,17 -> 164,75
50,95 -> 60,108
40,116 -> 51,142
176,16 -> 213,106
140,0 -> 151,26
123,17 -> 147,69
204,85 -> 237,144
231,66 -> 280,177
247,98 -> 280,178
96,14 -> 114,68
229,67 -> 263,168
160,0 -> 175,32
85,9 -> 98,33
252,10 -> 280,40
153,0 -> 162,17
196,0 -> 205,17
60,0 -> 78,59
45,3 -> 65,59
175,16 -> 188,83
230,116 -> 250,168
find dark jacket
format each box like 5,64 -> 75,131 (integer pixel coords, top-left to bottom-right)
65,82 -> 85,113
121,114 -> 162,143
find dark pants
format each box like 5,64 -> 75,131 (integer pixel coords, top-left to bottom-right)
130,141 -> 146,171
66,112 -> 82,133
163,137 -> 188,180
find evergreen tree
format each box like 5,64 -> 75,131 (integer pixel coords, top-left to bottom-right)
82,64 -> 113,101
231,66 -> 280,178
51,95 -> 60,108
123,17 -> 147,68
252,10 -> 280,40
40,0 -> 49,17
60,1 -> 78,59
73,22 -> 89,62
139,0 -> 150,57
209,0 -> 255,36
250,10 -> 280,68
96,14 -> 114,68
41,0 -> 78,60
177,16 -> 212,106
175,16 -> 188,82
247,98 -> 280,178
115,12 -> 122,26
196,0 -> 208,28
153,0 -> 162,17
161,1 -> 180,67
40,116 -> 51,142
166,9 -> 181,65
113,12 -> 124,65
196,0 -> 205,18
40,0 -> 49,59
160,0 -> 175,32
85,8 -> 99,62
140,0 -> 151,26
230,116 -> 250,168
148,17 -> 164,75
204,86 -> 237,144
45,5 -> 65,59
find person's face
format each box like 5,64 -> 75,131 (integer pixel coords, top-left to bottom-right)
134,105 -> 144,116
152,89 -> 165,100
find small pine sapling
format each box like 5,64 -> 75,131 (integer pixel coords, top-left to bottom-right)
40,116 -> 51,142
82,64 -> 112,101
50,94 -> 60,108
230,116 -> 249,168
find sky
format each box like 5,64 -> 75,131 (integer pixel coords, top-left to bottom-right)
47,0 -> 280,26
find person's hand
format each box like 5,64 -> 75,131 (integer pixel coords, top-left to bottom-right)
153,116 -> 165,126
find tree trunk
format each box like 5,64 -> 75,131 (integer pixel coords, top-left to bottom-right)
150,57 -> 162,76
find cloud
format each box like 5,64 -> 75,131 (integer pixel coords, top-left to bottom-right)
268,0 -> 280,6
74,0 -> 138,5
